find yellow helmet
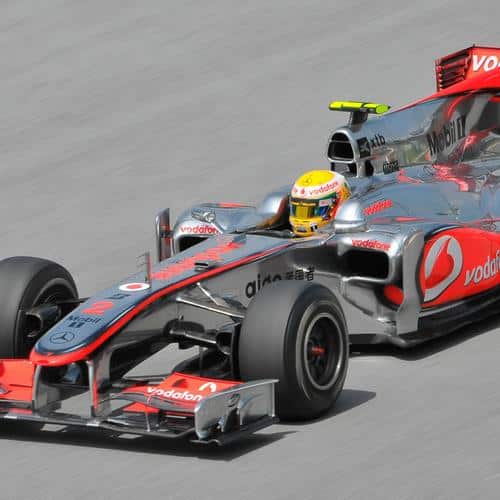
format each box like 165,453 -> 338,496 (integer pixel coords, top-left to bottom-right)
289,170 -> 350,236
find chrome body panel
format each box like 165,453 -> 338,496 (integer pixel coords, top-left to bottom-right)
157,87 -> 500,347
327,91 -> 500,178
159,162 -> 499,347
171,187 -> 290,254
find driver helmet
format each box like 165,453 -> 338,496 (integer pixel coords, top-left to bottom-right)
289,170 -> 350,236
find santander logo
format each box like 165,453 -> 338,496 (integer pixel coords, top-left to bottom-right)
423,235 -> 463,302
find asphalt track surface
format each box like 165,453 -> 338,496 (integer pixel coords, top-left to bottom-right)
1,2 -> 500,499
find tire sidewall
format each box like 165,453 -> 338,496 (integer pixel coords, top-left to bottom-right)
14,275 -> 77,357
0,257 -> 77,358
281,291 -> 348,419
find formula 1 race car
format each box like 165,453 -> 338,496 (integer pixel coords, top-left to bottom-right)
0,46 -> 498,445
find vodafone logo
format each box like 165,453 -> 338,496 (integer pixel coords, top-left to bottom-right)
352,239 -> 391,252
119,282 -> 150,292
363,199 -> 393,216
179,225 -> 218,235
472,54 -> 500,73
152,238 -> 242,281
302,181 -> 338,198
198,382 -> 217,393
464,250 -> 500,286
292,181 -> 338,198
146,387 -> 202,402
423,235 -> 463,302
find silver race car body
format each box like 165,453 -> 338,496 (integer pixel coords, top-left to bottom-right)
0,46 -> 497,445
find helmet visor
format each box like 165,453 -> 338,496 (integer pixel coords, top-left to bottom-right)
290,194 -> 337,220
290,200 -> 316,219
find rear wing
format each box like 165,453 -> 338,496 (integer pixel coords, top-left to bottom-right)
435,45 -> 500,91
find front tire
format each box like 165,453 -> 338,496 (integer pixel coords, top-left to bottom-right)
0,257 -> 78,358
238,281 -> 349,420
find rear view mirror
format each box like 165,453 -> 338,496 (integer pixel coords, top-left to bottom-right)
155,208 -> 172,262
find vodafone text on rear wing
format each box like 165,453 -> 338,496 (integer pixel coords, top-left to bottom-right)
435,45 -> 500,91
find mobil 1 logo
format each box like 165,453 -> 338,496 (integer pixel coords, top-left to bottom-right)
427,115 -> 466,155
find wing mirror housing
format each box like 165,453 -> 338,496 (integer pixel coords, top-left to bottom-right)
155,208 -> 172,262
333,200 -> 368,233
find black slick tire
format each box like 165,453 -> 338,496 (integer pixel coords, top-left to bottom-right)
238,281 -> 349,420
0,256 -> 77,358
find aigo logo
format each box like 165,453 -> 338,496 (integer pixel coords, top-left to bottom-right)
423,235 -> 463,302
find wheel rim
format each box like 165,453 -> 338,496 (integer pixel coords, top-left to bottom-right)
303,312 -> 343,391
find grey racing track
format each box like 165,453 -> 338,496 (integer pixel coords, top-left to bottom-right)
1,2 -> 500,499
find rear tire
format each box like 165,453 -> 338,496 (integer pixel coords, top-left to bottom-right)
238,281 -> 349,420
0,257 -> 77,358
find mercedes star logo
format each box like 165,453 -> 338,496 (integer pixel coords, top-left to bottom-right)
50,331 -> 76,344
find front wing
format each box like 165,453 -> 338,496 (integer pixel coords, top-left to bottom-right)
0,361 -> 277,445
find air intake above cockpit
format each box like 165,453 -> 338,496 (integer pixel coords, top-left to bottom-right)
327,132 -> 354,162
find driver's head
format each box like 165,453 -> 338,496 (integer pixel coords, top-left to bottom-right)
289,170 -> 350,236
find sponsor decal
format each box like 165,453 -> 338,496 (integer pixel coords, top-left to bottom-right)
427,115 -> 466,155
146,386 -> 202,402
198,382 -> 217,393
421,229 -> 500,307
297,181 -> 339,198
363,199 -> 393,216
423,235 -> 463,302
357,137 -> 371,158
352,239 -> 391,252
49,331 -> 76,344
215,202 -> 248,208
464,250 -> 500,286
245,267 -> 315,298
66,314 -> 101,329
472,54 -> 500,73
370,134 -> 386,148
152,239 -> 243,280
179,224 -> 218,235
382,159 -> 399,174
118,282 -> 150,292
82,300 -> 114,316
